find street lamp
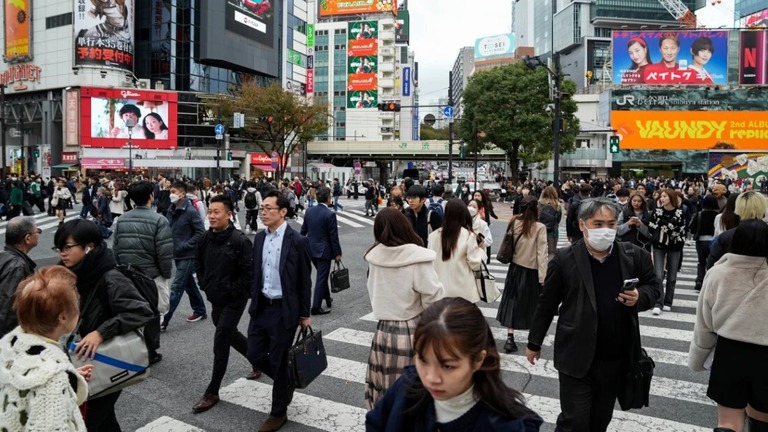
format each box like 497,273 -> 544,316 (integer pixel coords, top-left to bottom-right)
125,117 -> 135,175
523,53 -> 562,189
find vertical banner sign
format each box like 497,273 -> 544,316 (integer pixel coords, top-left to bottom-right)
395,9 -> 409,44
65,88 -> 81,147
348,21 -> 378,108
412,106 -> 419,141
74,0 -> 135,72
4,0 -> 32,62
402,66 -> 411,96
306,69 -> 314,93
739,31 -> 768,85
307,24 -> 315,47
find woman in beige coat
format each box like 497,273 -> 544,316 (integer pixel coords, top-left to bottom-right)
428,199 -> 487,303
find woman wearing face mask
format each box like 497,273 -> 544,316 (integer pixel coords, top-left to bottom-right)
617,192 -> 652,252
496,196 -> 548,353
54,219 -> 153,431
648,190 -> 686,316
468,199 -> 493,250
460,184 -> 472,204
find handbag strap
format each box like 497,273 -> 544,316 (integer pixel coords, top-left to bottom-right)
294,326 -> 315,346
334,260 -> 345,271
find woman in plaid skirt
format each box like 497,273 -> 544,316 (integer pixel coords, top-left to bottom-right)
364,208 -> 445,410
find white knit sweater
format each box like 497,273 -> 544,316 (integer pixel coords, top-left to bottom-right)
0,327 -> 88,432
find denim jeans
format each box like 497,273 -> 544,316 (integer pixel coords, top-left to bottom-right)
652,248 -> 681,308
164,258 -> 207,324
333,195 -> 344,211
80,203 -> 92,219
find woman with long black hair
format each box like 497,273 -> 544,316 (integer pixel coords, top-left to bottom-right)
473,190 -> 497,263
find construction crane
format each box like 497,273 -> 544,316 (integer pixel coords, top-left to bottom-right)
656,0 -> 701,28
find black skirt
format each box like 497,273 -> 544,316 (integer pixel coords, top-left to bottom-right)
707,335 -> 768,411
496,262 -> 540,330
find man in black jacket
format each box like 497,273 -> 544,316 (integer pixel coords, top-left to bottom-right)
526,197 -> 659,432
0,216 -> 40,336
404,185 -> 442,246
565,183 -> 592,243
192,195 -> 261,414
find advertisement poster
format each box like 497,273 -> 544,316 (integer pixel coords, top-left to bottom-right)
319,0 -> 396,17
612,31 -> 728,85
4,0 -> 31,62
474,33 -> 516,59
708,151 -> 768,186
225,0 -> 274,47
739,30 -> 768,85
348,21 -> 378,57
611,88 -> 768,112
347,90 -> 377,109
612,110 -> 768,150
739,9 -> 768,28
74,0 -> 134,71
306,69 -> 314,94
396,9 -> 409,44
403,66 -> 411,96
79,87 -> 177,149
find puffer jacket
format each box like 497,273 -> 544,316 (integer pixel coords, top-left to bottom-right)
196,222 -> 253,306
113,206 -> 173,279
166,198 -> 205,260
0,246 -> 37,337
66,244 -> 153,341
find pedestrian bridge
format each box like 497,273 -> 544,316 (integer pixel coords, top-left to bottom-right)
306,140 -> 506,161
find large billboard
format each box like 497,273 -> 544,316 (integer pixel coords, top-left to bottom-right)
709,151 -> 768,185
474,33 -> 516,59
225,0 -> 274,48
611,88 -> 768,111
348,56 -> 377,90
74,0 -> 134,71
396,9 -> 409,44
612,31 -> 728,85
739,8 -> 768,28
79,87 -> 178,149
319,0 -> 397,17
739,30 -> 768,85
348,21 -> 378,99
348,90 -> 377,109
4,0 -> 32,62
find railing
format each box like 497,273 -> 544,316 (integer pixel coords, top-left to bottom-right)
560,148 -> 607,160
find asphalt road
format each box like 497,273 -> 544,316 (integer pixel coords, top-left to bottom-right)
0,198 -> 717,432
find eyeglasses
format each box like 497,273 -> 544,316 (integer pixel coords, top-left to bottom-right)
259,206 -> 280,213
51,244 -> 83,254
27,228 -> 42,236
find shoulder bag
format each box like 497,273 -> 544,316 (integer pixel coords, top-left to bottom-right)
68,279 -> 150,400
287,326 -> 328,389
496,222 -> 522,264
330,260 -> 350,293
474,262 -> 500,303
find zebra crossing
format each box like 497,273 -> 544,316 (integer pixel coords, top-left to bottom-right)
0,206 -> 82,236
135,240 -> 716,432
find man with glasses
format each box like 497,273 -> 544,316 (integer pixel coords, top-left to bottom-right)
404,185 -> 443,247
0,217 -> 41,336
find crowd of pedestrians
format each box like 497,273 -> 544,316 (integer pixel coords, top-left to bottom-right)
0,170 -> 766,431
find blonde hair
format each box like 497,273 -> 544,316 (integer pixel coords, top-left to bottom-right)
14,266 -> 80,336
538,186 -> 560,211
735,191 -> 768,220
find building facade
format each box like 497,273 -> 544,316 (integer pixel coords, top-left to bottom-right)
450,47 -> 474,116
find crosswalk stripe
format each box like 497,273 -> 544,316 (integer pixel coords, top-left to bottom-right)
0,214 -> 81,235
136,416 -> 205,432
338,210 -> 375,225
334,214 -> 366,228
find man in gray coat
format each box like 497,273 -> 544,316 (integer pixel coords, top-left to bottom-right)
114,181 -> 173,364
0,216 -> 40,337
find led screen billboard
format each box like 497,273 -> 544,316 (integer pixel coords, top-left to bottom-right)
319,0 -> 397,17
79,87 -> 178,149
396,9 -> 409,44
348,90 -> 378,109
739,30 -> 768,85
709,151 -> 768,184
225,0 -> 274,48
348,21 -> 378,98
74,0 -> 134,72
4,0 -> 32,62
612,31 -> 728,85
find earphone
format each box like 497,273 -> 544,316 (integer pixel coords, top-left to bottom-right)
85,247 -> 92,254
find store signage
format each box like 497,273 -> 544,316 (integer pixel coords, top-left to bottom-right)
65,89 -> 80,147
80,157 -> 126,169
61,152 -> 79,163
0,63 -> 42,89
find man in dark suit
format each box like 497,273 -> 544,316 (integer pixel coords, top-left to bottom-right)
247,191 -> 312,432
300,186 -> 342,315
526,197 -> 659,432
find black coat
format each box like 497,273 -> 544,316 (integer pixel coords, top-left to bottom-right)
0,246 -> 37,337
196,223 -> 253,306
528,240 -> 660,378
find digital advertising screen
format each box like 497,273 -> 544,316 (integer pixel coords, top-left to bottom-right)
79,87 -> 178,149
347,90 -> 378,109
4,0 -> 32,62
319,0 -> 396,17
225,0 -> 274,48
709,151 -> 768,186
74,0 -> 134,71
739,30 -> 768,85
612,31 -> 728,85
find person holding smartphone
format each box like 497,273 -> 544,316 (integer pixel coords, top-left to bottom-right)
617,192 -> 652,251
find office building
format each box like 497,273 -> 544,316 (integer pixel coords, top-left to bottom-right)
450,47 -> 474,116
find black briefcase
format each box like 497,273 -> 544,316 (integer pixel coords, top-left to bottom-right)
618,312 -> 655,411
287,327 -> 327,389
330,261 -> 350,293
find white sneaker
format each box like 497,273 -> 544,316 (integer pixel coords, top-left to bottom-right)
652,307 -> 662,316
662,306 -> 672,312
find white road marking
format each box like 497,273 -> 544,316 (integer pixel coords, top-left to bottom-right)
136,416 -> 206,432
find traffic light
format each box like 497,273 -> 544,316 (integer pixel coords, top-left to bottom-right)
609,135 -> 620,153
33,148 -> 40,158
256,116 -> 274,123
227,151 -> 233,161
377,102 -> 401,112
459,144 -> 467,159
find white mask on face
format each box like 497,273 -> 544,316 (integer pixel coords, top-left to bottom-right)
169,194 -> 180,204
585,227 -> 616,251
468,207 -> 478,217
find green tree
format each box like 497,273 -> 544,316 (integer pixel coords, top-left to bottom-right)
458,62 -> 579,182
419,123 -> 450,140
207,82 -> 330,179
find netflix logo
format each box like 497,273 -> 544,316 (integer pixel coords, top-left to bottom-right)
739,31 -> 768,85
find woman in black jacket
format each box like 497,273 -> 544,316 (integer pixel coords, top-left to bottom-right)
688,195 -> 719,291
54,219 -> 153,432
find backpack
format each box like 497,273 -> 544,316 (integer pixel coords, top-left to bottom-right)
244,191 -> 258,210
427,197 -> 444,218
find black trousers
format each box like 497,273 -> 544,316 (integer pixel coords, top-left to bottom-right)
85,390 -> 122,432
695,240 -> 710,289
556,358 -> 624,432
247,298 -> 298,417
312,258 -> 332,310
144,312 -> 161,357
206,299 -> 251,395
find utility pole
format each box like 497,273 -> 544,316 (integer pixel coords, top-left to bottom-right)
448,70 -> 454,184
0,84 -> 5,178
19,106 -> 25,177
553,52 -> 562,189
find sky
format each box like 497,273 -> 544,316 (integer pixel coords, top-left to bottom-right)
409,0 -> 736,106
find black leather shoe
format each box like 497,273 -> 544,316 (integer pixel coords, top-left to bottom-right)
149,353 -> 163,365
192,393 -> 219,414
246,369 -> 262,380
326,298 -> 333,309
311,307 -> 331,315
503,335 -> 518,353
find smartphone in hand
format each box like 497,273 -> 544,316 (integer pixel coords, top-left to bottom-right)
622,278 -> 639,292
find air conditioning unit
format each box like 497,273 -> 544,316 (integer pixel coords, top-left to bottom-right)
120,81 -> 134,88
155,81 -> 165,90
137,79 -> 151,89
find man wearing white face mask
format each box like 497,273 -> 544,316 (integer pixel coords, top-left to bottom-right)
525,197 -> 660,432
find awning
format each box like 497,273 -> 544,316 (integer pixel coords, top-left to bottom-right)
252,164 -> 275,172
51,163 -> 78,169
